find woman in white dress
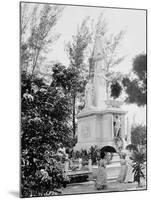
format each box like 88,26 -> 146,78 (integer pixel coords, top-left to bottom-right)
125,154 -> 134,183
95,152 -> 107,190
117,153 -> 128,183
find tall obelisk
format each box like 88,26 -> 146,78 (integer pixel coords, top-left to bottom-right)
75,30 -> 128,151
93,33 -> 107,109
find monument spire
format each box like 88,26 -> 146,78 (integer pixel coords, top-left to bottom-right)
90,30 -> 108,108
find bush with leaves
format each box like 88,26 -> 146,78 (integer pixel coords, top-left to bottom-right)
71,146 -> 101,165
21,70 -> 73,197
110,81 -> 122,99
122,54 -> 147,106
21,150 -> 65,197
131,124 -> 147,147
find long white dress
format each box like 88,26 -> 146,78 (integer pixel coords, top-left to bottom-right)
95,159 -> 107,190
125,156 -> 134,183
117,159 -> 128,183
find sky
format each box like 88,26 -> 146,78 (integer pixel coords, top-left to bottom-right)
25,3 -> 147,125
49,5 -> 146,73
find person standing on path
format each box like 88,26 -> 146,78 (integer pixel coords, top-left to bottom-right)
95,151 -> 107,190
124,153 -> 134,183
117,153 -> 128,183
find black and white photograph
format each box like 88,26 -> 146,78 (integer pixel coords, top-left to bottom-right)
20,1 -> 147,198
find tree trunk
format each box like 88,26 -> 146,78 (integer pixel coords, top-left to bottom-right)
32,49 -> 40,76
72,95 -> 76,137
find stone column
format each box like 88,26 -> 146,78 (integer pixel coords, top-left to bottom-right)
93,70 -> 107,109
111,114 -> 114,139
127,117 -> 131,144
120,114 -> 126,140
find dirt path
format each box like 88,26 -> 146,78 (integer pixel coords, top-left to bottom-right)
63,180 -> 146,195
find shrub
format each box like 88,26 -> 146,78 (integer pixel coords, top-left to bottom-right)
21,151 -> 65,197
21,71 -> 73,197
131,150 -> 146,187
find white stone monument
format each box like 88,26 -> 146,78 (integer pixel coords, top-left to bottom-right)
85,79 -> 94,107
75,32 -> 130,151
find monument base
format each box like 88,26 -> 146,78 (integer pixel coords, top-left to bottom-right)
74,141 -> 115,151
74,106 -> 127,151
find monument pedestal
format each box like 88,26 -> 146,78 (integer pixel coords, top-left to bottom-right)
74,105 -> 127,151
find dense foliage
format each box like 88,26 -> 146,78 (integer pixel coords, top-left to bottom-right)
131,125 -> 147,146
132,150 -> 146,187
21,69 -> 73,197
122,54 -> 147,106
110,81 -> 122,99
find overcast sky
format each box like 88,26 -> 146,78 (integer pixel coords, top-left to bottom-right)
49,5 -> 146,72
